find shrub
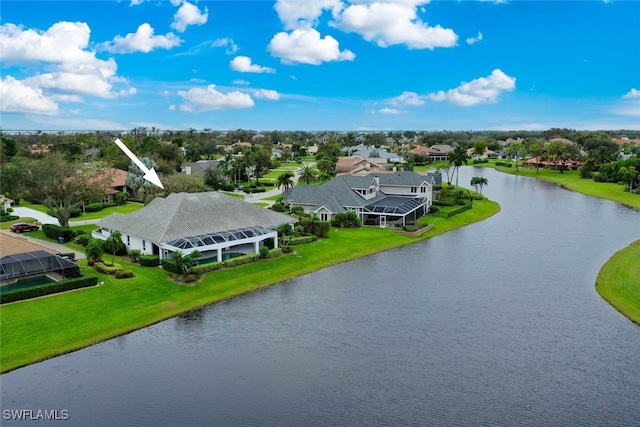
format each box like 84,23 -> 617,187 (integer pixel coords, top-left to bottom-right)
192,262 -> 222,274
84,202 -> 104,212
223,253 -> 260,267
223,183 -> 235,191
103,202 -> 117,208
433,200 -> 454,207
495,161 -> 512,167
579,166 -> 593,179
161,258 -> 181,274
244,188 -> 266,194
0,276 -> 99,304
331,211 -> 361,228
472,159 -> 489,164
0,215 -> 19,222
73,234 -> 93,246
290,206 -> 305,217
42,224 -> 75,242
271,203 -> 286,212
403,224 -> 419,232
259,246 -> 270,259
115,269 -> 135,279
281,235 -> 318,245
299,218 -> 330,237
429,205 -> 439,213
139,255 -> 160,267
94,262 -> 122,275
267,248 -> 283,258
128,249 -> 142,262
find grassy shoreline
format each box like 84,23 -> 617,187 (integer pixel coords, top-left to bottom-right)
483,162 -> 640,324
0,199 -> 500,373
595,240 -> 640,326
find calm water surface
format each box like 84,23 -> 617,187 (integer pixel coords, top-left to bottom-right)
2,167 -> 640,426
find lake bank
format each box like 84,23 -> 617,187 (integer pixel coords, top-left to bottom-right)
0,198 -> 500,373
596,240 -> 640,326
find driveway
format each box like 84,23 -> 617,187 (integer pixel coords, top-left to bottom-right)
11,207 -> 60,225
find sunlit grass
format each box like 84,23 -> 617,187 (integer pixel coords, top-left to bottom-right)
596,240 -> 640,326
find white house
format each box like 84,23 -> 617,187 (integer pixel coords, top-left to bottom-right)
93,192 -> 297,263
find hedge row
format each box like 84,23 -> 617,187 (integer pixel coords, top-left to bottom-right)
223,253 -> 260,267
495,161 -> 512,167
244,188 -> 267,194
93,262 -> 134,279
281,235 -> 318,245
443,204 -> 472,218
84,202 -> 104,212
0,215 -> 19,222
0,275 -> 99,304
192,262 -> 222,274
139,255 -> 160,267
472,159 -> 489,164
42,224 -> 76,242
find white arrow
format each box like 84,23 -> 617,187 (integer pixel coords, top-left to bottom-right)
114,138 -> 164,189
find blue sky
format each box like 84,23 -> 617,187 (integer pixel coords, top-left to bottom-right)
1,0 -> 639,132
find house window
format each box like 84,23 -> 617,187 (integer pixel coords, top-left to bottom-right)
411,186 -> 417,193
420,186 -> 426,193
321,213 -> 329,221
142,240 -> 146,251
127,235 -> 130,245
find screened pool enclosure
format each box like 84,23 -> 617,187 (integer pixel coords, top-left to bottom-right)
0,251 -> 80,283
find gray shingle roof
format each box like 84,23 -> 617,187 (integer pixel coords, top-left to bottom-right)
98,192 -> 296,244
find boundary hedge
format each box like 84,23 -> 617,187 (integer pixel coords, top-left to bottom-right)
0,276 -> 99,304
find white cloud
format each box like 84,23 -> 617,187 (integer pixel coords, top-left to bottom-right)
254,89 -> 281,100
0,76 -> 58,114
130,0 -> 144,5
100,23 -> 182,54
390,91 -> 424,106
211,38 -> 238,54
233,79 -> 251,86
466,32 -> 483,45
0,21 -> 134,101
230,56 -> 276,73
268,28 -> 355,65
428,69 -> 516,106
172,1 -> 208,33
275,0 -> 342,30
623,88 -> 640,99
177,84 -> 254,112
378,107 -> 401,114
331,2 -> 458,49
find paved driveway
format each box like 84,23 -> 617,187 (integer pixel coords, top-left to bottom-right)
11,207 -> 60,225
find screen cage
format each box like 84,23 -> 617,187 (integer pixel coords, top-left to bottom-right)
0,250 -> 81,283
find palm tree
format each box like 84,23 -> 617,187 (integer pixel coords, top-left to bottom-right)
298,164 -> 317,185
476,177 -> 488,194
172,249 -> 202,275
104,230 -> 123,265
447,146 -> 469,186
85,239 -> 103,265
276,172 -> 295,202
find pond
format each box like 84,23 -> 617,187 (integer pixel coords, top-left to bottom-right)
2,167 -> 640,426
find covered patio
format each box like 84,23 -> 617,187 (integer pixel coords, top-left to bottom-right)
361,197 -> 428,227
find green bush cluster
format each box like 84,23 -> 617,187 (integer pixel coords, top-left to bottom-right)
114,270 -> 135,279
139,255 -> 160,267
42,224 -> 76,242
0,276 -> 98,304
402,224 -> 420,232
299,218 -> 330,237
331,211 -> 361,228
223,253 -> 260,267
161,258 -> 181,274
0,215 -> 20,222
223,184 -> 235,191
281,235 -> 318,245
429,205 -> 439,213
270,203 -> 286,212
47,208 -> 82,218
472,159 -> 489,164
244,188 -> 267,194
433,200 -> 454,207
94,262 -> 122,275
128,249 -> 142,262
495,161 -> 512,167
191,262 -> 222,274
84,202 -> 104,212
267,248 -> 283,258
73,234 -> 93,246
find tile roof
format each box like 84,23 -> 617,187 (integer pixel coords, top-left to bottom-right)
98,192 -> 296,244
0,231 -> 59,258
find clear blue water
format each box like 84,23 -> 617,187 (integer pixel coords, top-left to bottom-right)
2,167 -> 640,426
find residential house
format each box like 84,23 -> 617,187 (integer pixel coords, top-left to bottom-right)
336,156 -> 388,176
0,195 -> 13,212
92,168 -> 133,204
286,171 -> 437,227
93,192 -> 297,262
181,160 -> 220,178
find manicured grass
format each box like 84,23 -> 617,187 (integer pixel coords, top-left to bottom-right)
0,198 -> 499,373
482,163 -> 640,211
595,240 -> 640,326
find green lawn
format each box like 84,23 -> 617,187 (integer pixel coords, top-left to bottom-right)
481,163 -> 640,210
0,198 -> 499,373
595,240 -> 640,326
